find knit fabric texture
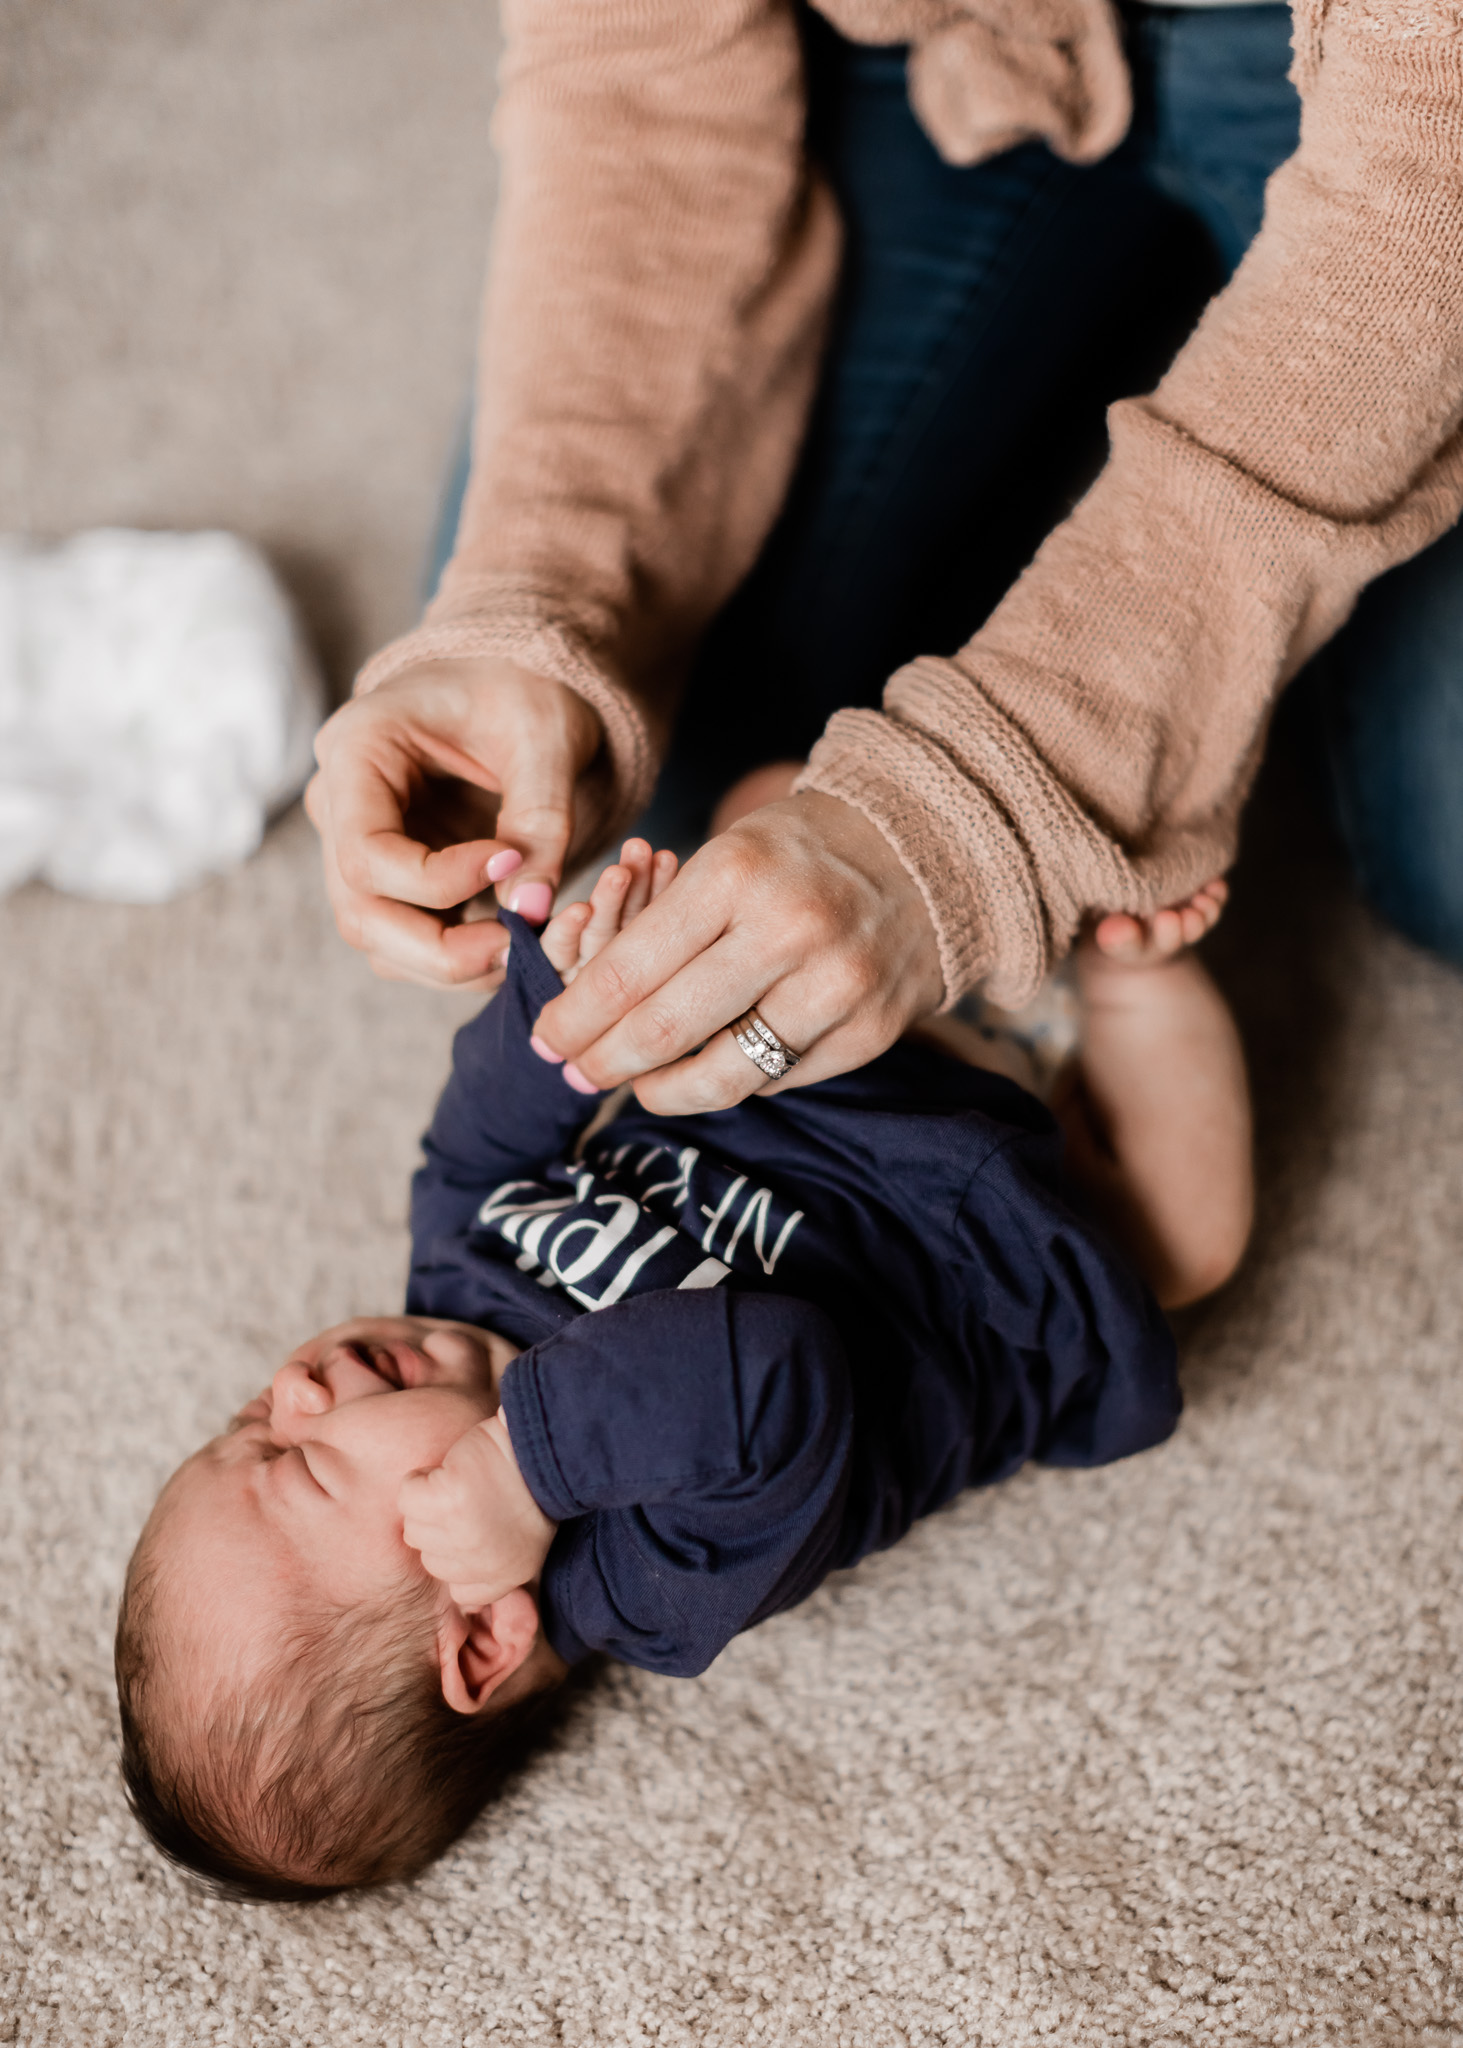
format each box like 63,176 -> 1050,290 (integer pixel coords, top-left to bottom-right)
358,0 -> 1463,1005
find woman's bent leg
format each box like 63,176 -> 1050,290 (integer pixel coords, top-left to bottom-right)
1316,529 -> 1463,966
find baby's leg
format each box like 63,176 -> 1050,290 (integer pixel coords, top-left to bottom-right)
902,1010 -> 1043,1092
1055,901 -> 1253,1310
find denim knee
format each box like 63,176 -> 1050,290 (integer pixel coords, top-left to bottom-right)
1321,523 -> 1463,970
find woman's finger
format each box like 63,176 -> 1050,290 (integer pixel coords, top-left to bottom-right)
490,707 -> 595,920
343,823 -> 511,915
316,785 -> 503,987
532,861 -> 739,1057
349,891 -> 511,988
566,922 -> 877,1105
534,793 -> 941,1099
627,967 -> 898,1117
311,753 -> 519,989
316,726 -> 512,912
548,932 -> 791,1091
627,1008 -> 786,1114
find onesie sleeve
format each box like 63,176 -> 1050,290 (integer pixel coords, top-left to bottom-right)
500,1289 -> 853,1676
409,910 -> 607,1249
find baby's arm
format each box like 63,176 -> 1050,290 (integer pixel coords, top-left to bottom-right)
401,1291 -> 854,1677
928,881 -> 1250,1309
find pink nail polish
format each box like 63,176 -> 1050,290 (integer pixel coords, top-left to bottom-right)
563,1063 -> 600,1095
485,849 -> 523,884
509,880 -> 553,924
529,1033 -> 564,1065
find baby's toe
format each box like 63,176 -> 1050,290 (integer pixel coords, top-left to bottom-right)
539,899 -> 593,976
590,862 -> 629,907
1094,910 -> 1147,959
1151,907 -> 1187,956
579,863 -> 632,960
618,840 -> 654,919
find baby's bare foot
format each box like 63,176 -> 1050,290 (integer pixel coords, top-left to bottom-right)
539,839 -> 677,985
1091,880 -> 1228,966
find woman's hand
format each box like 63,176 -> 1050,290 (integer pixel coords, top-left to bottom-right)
306,655 -> 602,991
398,1411 -> 558,1611
530,792 -> 944,1113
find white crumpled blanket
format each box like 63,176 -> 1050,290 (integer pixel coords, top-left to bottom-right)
0,529 -> 324,902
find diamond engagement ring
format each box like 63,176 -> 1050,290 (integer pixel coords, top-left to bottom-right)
729,1007 -> 803,1082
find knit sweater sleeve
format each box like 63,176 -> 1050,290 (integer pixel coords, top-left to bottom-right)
357,0 -> 841,849
800,0 -> 1463,1007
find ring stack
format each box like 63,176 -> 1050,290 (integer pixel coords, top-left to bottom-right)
729,1007 -> 802,1082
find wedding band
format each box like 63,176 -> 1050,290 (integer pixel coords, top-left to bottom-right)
729,1007 -> 802,1082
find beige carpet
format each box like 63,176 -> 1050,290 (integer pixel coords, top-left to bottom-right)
3,7 -> 1462,2044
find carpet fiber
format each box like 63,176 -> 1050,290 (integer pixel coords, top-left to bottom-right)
2,7 -> 1461,2044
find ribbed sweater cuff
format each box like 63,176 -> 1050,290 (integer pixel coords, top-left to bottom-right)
355,575 -> 658,854
797,708 -> 1043,1011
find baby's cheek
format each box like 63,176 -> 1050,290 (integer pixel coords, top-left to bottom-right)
419,1327 -> 494,1386
352,1400 -> 493,1527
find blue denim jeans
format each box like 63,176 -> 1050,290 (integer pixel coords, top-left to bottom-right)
433,4 -> 1463,965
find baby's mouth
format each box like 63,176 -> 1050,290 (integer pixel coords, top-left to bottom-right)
346,1340 -> 431,1390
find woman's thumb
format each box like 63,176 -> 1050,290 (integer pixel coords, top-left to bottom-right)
494,765 -> 577,926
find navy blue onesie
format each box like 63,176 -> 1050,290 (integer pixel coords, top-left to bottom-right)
408,912 -> 1179,1678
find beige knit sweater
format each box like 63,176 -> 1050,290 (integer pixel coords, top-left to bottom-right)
360,0 -> 1463,1007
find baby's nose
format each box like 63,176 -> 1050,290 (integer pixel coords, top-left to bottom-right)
269,1359 -> 332,1438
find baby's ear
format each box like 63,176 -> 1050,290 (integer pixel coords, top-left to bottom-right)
437,1587 -> 540,1715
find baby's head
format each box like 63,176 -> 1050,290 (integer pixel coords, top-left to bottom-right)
115,1317 -> 567,1899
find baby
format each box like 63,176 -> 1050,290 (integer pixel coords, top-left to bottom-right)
115,836 -> 1251,1900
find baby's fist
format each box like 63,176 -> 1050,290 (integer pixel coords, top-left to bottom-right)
398,1413 -> 557,1610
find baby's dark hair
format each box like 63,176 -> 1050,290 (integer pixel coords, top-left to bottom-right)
114,1543 -> 559,1900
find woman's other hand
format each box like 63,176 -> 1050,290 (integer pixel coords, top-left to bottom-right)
306,656 -> 602,991
530,792 -> 944,1113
